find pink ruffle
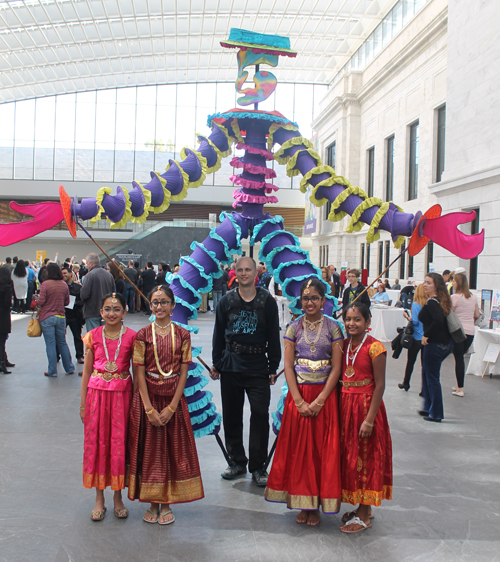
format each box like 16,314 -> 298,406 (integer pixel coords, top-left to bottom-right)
230,158 -> 277,178
230,174 -> 278,192
232,190 -> 279,207
236,143 -> 274,161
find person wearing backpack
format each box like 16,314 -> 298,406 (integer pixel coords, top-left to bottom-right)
418,273 -> 453,422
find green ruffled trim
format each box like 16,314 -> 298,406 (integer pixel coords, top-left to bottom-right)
346,197 -> 383,233
212,122 -> 235,152
198,134 -> 224,174
366,202 -> 390,243
267,123 -> 298,150
327,184 -> 367,222
286,148 -> 321,177
90,187 -> 111,225
250,215 -> 284,246
181,148 -> 208,189
230,118 -> 245,144
393,235 -> 406,249
149,173 -> 171,214
300,165 -> 336,194
110,187 -> 133,230
130,182 -> 152,224
167,161 -> 190,202
274,137 -> 313,165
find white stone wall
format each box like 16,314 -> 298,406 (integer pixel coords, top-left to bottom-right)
312,0 -> 449,285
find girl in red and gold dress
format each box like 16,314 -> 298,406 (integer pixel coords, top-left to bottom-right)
128,285 -> 204,525
339,303 -> 392,533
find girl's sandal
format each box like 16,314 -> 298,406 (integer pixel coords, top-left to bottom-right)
91,506 -> 107,521
114,507 -> 129,519
341,509 -> 374,523
143,508 -> 159,524
340,516 -> 371,534
158,508 -> 175,526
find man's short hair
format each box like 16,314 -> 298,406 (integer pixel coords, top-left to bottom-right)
134,261 -> 139,268
443,269 -> 451,276
147,261 -> 153,268
128,260 -> 134,267
86,253 -> 100,266
236,256 -> 256,270
6,257 -> 11,263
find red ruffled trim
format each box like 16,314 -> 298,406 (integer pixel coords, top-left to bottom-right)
230,158 -> 277,178
236,143 -> 274,161
232,190 -> 279,207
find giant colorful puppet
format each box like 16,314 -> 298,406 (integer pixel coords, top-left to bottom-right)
0,28 -> 484,439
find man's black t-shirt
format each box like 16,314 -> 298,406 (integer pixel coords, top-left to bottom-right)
212,288 -> 281,375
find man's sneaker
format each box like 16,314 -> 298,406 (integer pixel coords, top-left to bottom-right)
221,464 -> 247,480
251,469 -> 268,487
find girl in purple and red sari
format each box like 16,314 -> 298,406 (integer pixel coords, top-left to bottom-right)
80,292 -> 136,521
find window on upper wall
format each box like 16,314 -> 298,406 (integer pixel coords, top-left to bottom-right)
324,141 -> 336,220
426,240 -> 433,274
386,135 -> 395,201
367,147 -> 375,197
407,253 -> 414,278
399,242 -> 406,279
408,121 -> 419,200
436,105 -> 446,182
378,241 -> 384,275
366,243 -> 371,276
385,240 -> 391,272
360,243 -> 365,270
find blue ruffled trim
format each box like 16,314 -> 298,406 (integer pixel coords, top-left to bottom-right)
172,295 -> 198,319
189,241 -> 222,283
187,390 -> 214,412
260,229 -> 301,257
219,212 -> 243,254
190,403 -> 217,425
192,413 -> 222,438
191,346 -> 202,358
250,215 -> 284,245
180,255 -> 213,288
207,111 -> 298,130
184,373 -> 209,396
281,273 -> 324,301
263,245 -> 309,274
186,362 -> 205,380
272,258 -> 319,286
288,296 -> 304,316
271,411 -> 281,433
208,228 -> 235,264
172,320 -> 199,334
166,273 -> 202,308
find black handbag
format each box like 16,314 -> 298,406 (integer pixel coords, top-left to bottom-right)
400,321 -> 414,349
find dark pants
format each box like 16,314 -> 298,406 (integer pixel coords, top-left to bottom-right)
220,371 -> 271,473
422,340 -> 453,420
402,338 -> 422,389
27,281 -> 35,311
66,316 -> 84,360
0,333 -> 7,363
452,334 -> 474,388
401,293 -> 412,309
124,285 -> 135,313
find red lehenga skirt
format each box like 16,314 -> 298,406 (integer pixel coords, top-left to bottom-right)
265,385 -> 341,513
340,393 -> 392,506
127,375 -> 204,504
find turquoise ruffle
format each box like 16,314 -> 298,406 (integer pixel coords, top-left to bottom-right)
172,320 -> 199,334
166,273 -> 202,308
190,403 -> 217,425
189,241 -> 222,282
263,245 -> 309,273
187,390 -> 214,412
281,273 -> 324,300
207,112 -> 298,130
259,229 -> 301,259
191,346 -> 202,358
192,413 -> 222,438
208,229 -> 234,264
219,212 -> 243,254
272,258 -> 320,286
180,255 -> 214,288
250,215 -> 284,245
184,373 -> 209,396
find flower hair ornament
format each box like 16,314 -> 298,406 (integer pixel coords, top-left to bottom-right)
111,292 -> 117,304
303,279 -> 312,295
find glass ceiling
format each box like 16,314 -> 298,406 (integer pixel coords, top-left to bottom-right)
0,0 -> 399,104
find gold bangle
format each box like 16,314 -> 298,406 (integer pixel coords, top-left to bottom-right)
167,405 -> 176,414
363,420 -> 374,428
295,400 -> 305,408
145,407 -> 154,415
313,400 -> 325,407
79,407 -> 85,410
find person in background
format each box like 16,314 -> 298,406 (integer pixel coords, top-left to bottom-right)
442,270 -> 454,294
399,283 -> 426,391
212,263 -> 225,311
4,257 -> 14,273
321,267 -> 334,297
221,266 -> 229,296
123,260 -> 138,313
38,258 -> 50,284
400,279 -> 415,309
134,261 -> 141,312
11,259 -> 28,313
72,263 -> 81,282
257,262 -> 272,289
25,260 -> 37,311
0,266 -> 13,374
37,263 -> 74,378
391,279 -> 401,290
371,284 -> 390,305
384,279 -> 391,290
79,259 -> 88,279
61,266 -> 85,365
418,273 -> 453,422
107,261 -> 125,296
342,269 -> 371,311
140,261 -> 157,315
329,265 -> 341,298
156,263 -> 170,286
80,253 -> 116,332
450,273 -> 480,397
339,268 -> 347,297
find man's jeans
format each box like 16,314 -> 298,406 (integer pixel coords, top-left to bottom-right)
212,290 -> 223,312
85,316 -> 102,332
124,285 -> 135,312
40,316 -> 74,376
422,340 -> 453,420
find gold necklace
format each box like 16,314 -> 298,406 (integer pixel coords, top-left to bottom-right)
303,315 -> 324,353
345,333 -> 367,378
151,322 -> 176,382
154,320 -> 172,335
102,325 -> 124,372
304,317 -> 322,330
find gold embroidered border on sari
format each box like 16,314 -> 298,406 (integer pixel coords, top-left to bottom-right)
341,485 -> 392,506
264,488 -> 340,514
127,474 -> 204,504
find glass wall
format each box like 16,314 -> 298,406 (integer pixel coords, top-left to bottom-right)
0,82 -> 326,189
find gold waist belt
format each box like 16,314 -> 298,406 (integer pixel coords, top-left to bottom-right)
147,371 -> 179,380
341,378 -> 372,388
92,369 -> 130,382
295,358 -> 331,373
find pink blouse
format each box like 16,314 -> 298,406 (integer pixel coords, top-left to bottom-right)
451,293 -> 478,336
82,326 -> 136,391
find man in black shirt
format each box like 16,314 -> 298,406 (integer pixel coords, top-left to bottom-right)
61,266 -> 85,364
342,268 -> 371,311
140,261 -> 157,315
210,257 -> 281,487
123,260 -> 138,313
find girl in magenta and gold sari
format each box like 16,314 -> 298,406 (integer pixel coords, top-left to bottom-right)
128,285 -> 204,525
80,292 -> 137,521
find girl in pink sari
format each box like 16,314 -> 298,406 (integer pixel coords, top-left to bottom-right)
80,292 -> 136,521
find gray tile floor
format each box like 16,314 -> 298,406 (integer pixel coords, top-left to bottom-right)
1,311 -> 499,562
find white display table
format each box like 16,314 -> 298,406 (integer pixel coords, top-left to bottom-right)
466,327 -> 500,377
386,289 -> 401,305
370,306 -> 407,342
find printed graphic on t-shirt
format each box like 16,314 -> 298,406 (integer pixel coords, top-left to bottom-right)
232,310 -> 258,334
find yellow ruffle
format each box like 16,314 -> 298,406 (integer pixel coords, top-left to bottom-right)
110,187 -> 133,230
148,173 -> 171,214
130,182 -> 152,224
168,160 -> 190,202
346,197 -> 383,233
274,136 -> 313,165
197,134 -> 223,175
286,148 -> 322,177
90,187 -> 112,226
180,148 -> 208,189
212,121 -> 235,152
328,184 -> 367,222
299,164 -> 336,194
267,122 -> 298,150
230,118 -> 245,144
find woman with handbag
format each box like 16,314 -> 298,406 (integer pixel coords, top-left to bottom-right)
37,263 -> 74,377
0,266 -> 13,374
450,273 -> 480,398
418,273 -> 453,422
398,284 -> 426,392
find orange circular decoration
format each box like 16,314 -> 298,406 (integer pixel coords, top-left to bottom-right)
59,185 -> 77,239
408,204 -> 442,256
